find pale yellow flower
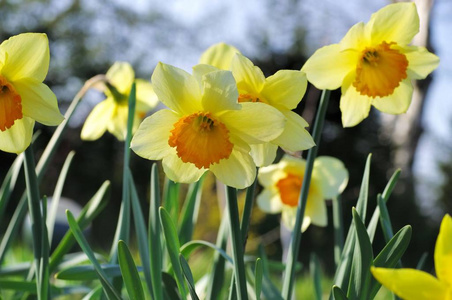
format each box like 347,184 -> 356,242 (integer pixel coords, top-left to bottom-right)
81,62 -> 158,141
131,62 -> 286,189
199,43 -> 314,166
302,2 -> 439,127
372,214 -> 452,300
257,155 -> 348,231
0,33 -> 63,153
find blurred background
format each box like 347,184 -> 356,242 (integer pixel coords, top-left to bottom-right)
0,0 -> 451,277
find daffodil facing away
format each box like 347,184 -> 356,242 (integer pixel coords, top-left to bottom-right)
199,43 -> 315,166
302,2 -> 439,127
81,62 -> 158,141
257,155 -> 348,232
371,214 -> 452,300
131,62 -> 286,189
0,33 -> 63,153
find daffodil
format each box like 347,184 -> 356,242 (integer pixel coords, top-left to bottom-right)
199,43 -> 315,166
257,155 -> 348,231
302,2 -> 439,127
0,33 -> 63,154
371,214 -> 452,300
81,62 -> 158,141
131,62 -> 286,189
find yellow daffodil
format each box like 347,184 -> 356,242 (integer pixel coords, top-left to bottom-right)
81,62 -> 158,141
302,2 -> 439,127
256,155 -> 348,231
199,43 -> 315,166
131,62 -> 286,189
371,214 -> 452,300
0,33 -> 63,153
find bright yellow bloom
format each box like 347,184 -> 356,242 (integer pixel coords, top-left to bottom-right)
131,62 -> 286,189
0,33 -> 63,153
256,155 -> 348,231
371,214 -> 452,300
302,2 -> 439,127
199,43 -> 315,166
81,62 -> 158,141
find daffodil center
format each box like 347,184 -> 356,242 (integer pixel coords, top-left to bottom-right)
353,41 -> 408,98
168,112 -> 233,169
276,173 -> 302,207
238,93 -> 267,103
0,76 -> 22,132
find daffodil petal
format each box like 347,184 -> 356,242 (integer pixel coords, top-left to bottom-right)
273,110 -> 315,152
281,154 -> 306,176
106,62 -> 135,95
256,188 -> 283,213
135,79 -> 159,112
305,192 -> 327,228
258,164 -> 286,188
209,147 -> 256,189
81,99 -> 116,141
131,109 -> 179,160
404,46 -> 440,80
313,156 -> 348,198
221,102 -> 285,144
230,54 -> 265,93
14,79 -> 64,126
371,267 -> 448,300
0,33 -> 49,82
367,2 -> 419,45
151,62 -> 202,115
250,143 -> 278,167
199,42 -> 240,70
281,206 -> 298,230
192,64 -> 220,84
0,117 -> 34,154
340,74 -> 372,127
201,70 -> 240,113
106,104 -> 128,141
302,44 -> 357,90
339,22 -> 367,50
434,214 -> 452,286
260,70 -> 307,110
162,153 -> 207,184
371,79 -> 413,115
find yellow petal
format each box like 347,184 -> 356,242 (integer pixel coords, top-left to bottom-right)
371,78 -> 413,115
0,33 -> 49,82
162,151 -> 207,184
131,109 -> 179,160
14,79 -> 64,126
250,143 -> 278,167
260,70 -> 307,110
404,46 -> 440,80
434,214 -> 452,286
106,62 -> 135,95
305,191 -> 327,228
220,102 -> 285,144
201,70 -> 240,113
151,62 -> 202,115
192,64 -> 220,83
135,79 -> 159,113
272,110 -> 315,152
81,98 -> 116,141
313,156 -> 348,198
199,42 -> 240,70
339,22 -> 367,50
257,188 -> 283,213
371,267 -> 448,300
367,2 -> 419,45
0,117 -> 34,154
281,206 -> 298,230
257,163 -> 286,188
230,54 -> 265,94
340,73 -> 372,127
280,155 -> 306,177
302,44 -> 358,90
210,146 -> 256,189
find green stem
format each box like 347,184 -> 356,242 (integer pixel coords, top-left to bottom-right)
281,90 -> 330,299
225,185 -> 248,300
332,196 -> 344,268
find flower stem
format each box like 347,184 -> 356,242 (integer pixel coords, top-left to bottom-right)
281,89 -> 331,299
332,196 -> 344,267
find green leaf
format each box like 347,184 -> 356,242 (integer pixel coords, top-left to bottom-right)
159,207 -> 187,298
66,210 -> 121,299
55,265 -> 124,280
180,240 -> 233,265
179,254 -> 199,300
258,245 -> 284,300
347,208 -> 373,300
162,272 -> 181,299
310,253 -> 322,300
254,258 -> 263,300
332,285 -> 349,300
332,196 -> 344,268
0,280 -> 37,292
178,177 -> 204,245
377,195 -> 394,243
416,252 -> 428,270
118,240 -> 145,300
0,153 -> 23,219
163,178 -> 180,225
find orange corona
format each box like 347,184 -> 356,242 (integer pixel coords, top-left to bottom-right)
0,76 -> 22,131
276,173 -> 303,207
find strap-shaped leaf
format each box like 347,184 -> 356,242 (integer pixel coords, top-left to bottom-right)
255,258 -> 263,300
179,254 -> 199,300
178,177 -> 204,245
332,285 -> 349,300
118,241 -> 145,300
